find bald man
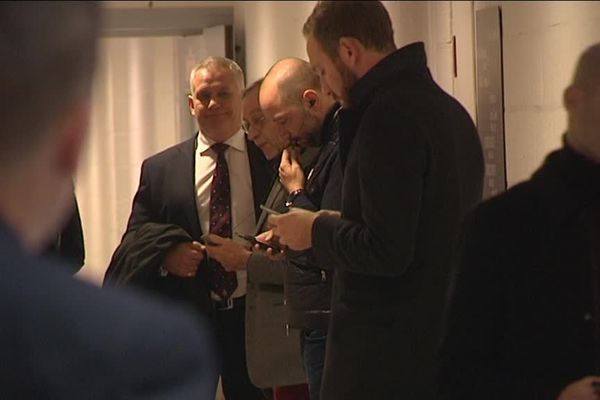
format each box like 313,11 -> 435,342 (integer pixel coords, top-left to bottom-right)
438,43 -> 600,400
258,58 -> 341,400
208,59 -> 341,400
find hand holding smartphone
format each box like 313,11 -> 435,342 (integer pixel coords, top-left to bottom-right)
235,231 -> 283,252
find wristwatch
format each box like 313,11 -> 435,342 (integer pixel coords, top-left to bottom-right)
285,188 -> 305,208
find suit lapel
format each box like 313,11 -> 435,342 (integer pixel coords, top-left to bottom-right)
254,181 -> 286,234
179,134 -> 202,240
247,138 -> 272,221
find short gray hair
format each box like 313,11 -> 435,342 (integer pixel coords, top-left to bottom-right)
0,1 -> 100,168
189,57 -> 245,94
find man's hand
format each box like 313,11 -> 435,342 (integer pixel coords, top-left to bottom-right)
204,234 -> 252,272
268,208 -> 319,251
279,147 -> 305,193
163,241 -> 205,278
318,209 -> 341,219
254,230 -> 285,261
558,376 -> 600,400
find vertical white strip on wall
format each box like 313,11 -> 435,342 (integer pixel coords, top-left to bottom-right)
427,1 -> 454,96
178,34 -> 207,142
451,1 -> 477,121
243,1 -> 317,83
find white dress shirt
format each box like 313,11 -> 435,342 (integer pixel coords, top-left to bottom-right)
195,129 -> 256,299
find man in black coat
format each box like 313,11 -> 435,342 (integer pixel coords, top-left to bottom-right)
0,2 -> 217,398
438,43 -> 600,400
269,2 -> 484,399
108,57 -> 271,399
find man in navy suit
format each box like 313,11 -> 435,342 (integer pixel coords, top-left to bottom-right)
109,57 -> 271,399
0,2 -> 217,398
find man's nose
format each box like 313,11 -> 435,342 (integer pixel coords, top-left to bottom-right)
208,97 -> 220,109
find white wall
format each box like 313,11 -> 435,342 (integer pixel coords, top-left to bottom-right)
485,1 -> 600,186
242,1 -> 316,83
76,37 -> 182,283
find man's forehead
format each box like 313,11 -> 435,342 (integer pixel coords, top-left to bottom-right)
259,83 -> 281,107
263,96 -> 288,120
245,108 -> 263,120
194,67 -> 235,87
272,104 -> 292,119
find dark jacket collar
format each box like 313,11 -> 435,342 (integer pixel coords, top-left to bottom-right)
268,155 -> 281,173
319,102 -> 342,145
349,42 -> 428,108
538,136 -> 600,206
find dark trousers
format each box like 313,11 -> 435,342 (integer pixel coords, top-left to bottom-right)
300,329 -> 327,400
215,296 -> 265,400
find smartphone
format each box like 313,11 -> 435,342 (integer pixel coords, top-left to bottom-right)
260,204 -> 281,216
235,231 -> 282,252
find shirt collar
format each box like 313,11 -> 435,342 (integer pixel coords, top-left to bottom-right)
196,128 -> 246,155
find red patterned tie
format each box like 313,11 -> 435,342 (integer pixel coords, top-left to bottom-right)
208,143 -> 238,299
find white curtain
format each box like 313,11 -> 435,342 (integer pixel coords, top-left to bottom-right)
75,34 -> 211,284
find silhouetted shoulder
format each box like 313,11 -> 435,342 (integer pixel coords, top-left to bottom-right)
0,247 -> 217,399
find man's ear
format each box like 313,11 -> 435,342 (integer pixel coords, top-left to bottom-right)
56,101 -> 89,175
564,85 -> 584,114
302,89 -> 319,110
188,95 -> 195,115
338,37 -> 362,69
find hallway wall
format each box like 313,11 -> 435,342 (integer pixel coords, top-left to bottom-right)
240,1 -> 476,117
485,1 -> 600,186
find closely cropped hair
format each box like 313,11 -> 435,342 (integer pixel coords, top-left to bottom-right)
276,58 -> 321,106
0,1 -> 100,167
243,78 -> 264,99
303,1 -> 396,59
189,57 -> 245,94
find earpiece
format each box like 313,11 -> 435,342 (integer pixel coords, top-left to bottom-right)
309,99 -> 316,108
